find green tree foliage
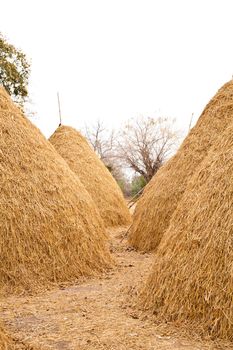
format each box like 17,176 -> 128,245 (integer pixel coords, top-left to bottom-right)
131,175 -> 147,197
0,33 -> 30,105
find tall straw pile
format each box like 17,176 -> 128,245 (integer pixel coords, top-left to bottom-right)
0,87 -> 113,294
49,125 -> 131,227
140,120 -> 233,340
129,80 -> 233,251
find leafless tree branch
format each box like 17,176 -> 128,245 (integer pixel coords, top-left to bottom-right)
117,116 -> 179,182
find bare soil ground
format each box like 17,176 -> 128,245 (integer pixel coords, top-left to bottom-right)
0,227 -> 231,350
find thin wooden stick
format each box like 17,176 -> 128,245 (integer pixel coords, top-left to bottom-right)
188,112 -> 194,131
120,223 -> 133,242
127,187 -> 144,208
57,92 -> 62,126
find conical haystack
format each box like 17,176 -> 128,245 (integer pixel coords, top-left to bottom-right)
0,87 -> 112,294
49,125 -> 131,227
129,80 -> 233,251
140,121 -> 233,340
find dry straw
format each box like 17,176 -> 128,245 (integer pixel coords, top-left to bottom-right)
0,324 -> 36,350
129,80 -> 233,251
0,87 -> 113,294
140,120 -> 233,340
49,125 -> 131,227
0,325 -> 13,350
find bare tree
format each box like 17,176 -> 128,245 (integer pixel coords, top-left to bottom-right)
117,116 -> 179,183
84,120 -> 129,193
84,119 -> 116,162
84,116 -> 179,189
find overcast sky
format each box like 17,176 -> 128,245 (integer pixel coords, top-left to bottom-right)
1,0 -> 233,137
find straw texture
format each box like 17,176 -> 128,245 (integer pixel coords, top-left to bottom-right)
0,324 -> 36,349
49,126 -> 131,227
129,80 -> 233,251
0,325 -> 13,350
0,87 -> 113,294
140,121 -> 233,340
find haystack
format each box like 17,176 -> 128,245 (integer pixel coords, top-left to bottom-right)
129,80 -> 233,251
49,125 -> 131,227
0,325 -> 13,350
0,87 -> 113,294
0,324 -> 36,349
140,121 -> 233,340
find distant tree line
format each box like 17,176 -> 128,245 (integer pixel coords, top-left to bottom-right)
84,116 -> 180,197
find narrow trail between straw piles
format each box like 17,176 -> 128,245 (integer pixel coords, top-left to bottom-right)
0,227 -> 230,350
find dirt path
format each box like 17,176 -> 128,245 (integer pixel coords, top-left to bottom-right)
0,228 -> 231,350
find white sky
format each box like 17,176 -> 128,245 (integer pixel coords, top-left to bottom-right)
1,0 -> 233,138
